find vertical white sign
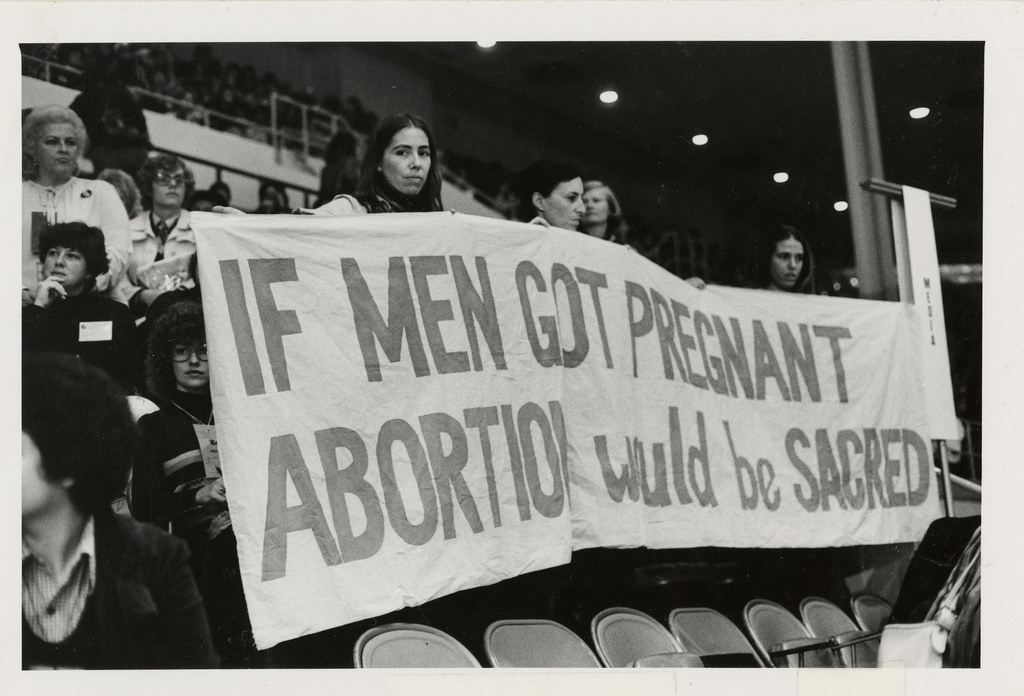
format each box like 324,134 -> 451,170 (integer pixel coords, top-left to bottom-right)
891,186 -> 959,439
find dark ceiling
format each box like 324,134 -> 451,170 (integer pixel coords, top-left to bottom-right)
394,41 -> 983,272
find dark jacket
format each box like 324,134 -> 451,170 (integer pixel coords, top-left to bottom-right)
22,293 -> 141,393
91,512 -> 220,668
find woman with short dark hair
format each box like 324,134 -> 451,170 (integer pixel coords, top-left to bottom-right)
510,159 -> 585,230
22,222 -> 140,391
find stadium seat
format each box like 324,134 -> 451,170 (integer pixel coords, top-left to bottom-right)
353,623 -> 481,668
850,594 -> 893,633
668,607 -> 766,667
590,607 -> 683,668
484,619 -> 601,668
799,596 -> 878,667
743,599 -> 838,667
632,652 -> 704,668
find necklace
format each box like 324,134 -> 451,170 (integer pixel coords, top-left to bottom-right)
173,400 -> 213,426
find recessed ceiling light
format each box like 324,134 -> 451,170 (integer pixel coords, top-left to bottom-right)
477,41 -> 496,49
849,277 -> 860,288
909,107 -> 930,119
773,172 -> 789,183
692,134 -> 709,146
600,90 -> 618,104
834,201 -> 849,212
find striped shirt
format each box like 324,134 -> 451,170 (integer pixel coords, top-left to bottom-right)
22,517 -> 96,643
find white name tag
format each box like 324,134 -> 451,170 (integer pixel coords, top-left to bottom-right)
79,321 -> 113,342
193,424 -> 221,478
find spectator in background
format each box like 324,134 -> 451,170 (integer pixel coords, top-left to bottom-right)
22,353 -> 218,669
22,105 -> 131,305
210,180 -> 232,208
133,302 -> 258,665
255,181 -> 289,214
753,224 -> 816,294
581,180 -> 630,244
69,45 -> 152,177
121,154 -> 197,318
511,159 -> 585,231
189,189 -> 224,212
96,167 -> 143,219
315,129 -> 360,206
22,222 -> 140,393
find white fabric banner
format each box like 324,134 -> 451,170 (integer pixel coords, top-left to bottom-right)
193,211 -> 941,649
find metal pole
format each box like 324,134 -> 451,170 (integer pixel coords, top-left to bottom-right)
301,105 -> 310,162
271,92 -> 281,163
831,42 -> 897,300
938,441 -> 955,517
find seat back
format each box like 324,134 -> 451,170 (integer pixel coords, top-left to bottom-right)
668,607 -> 766,666
744,599 -> 830,667
800,596 -> 877,667
850,594 -> 892,632
591,607 -> 682,668
632,652 -> 704,668
354,623 -> 481,668
484,619 -> 601,668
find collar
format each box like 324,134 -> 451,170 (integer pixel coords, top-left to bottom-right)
22,515 -> 96,588
529,216 -> 552,228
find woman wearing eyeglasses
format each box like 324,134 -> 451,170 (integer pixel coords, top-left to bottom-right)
133,301 -> 259,665
121,154 -> 198,318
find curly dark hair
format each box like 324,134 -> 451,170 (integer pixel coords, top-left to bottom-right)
23,353 -> 139,515
144,300 -> 207,402
136,153 -> 196,211
37,222 -> 110,292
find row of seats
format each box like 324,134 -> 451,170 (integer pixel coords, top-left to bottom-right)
352,594 -> 893,668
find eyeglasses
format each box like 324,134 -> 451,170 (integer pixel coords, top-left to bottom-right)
154,171 -> 186,188
171,344 -> 208,362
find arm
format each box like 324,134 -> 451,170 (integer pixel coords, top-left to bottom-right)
92,182 -> 132,292
140,530 -> 220,668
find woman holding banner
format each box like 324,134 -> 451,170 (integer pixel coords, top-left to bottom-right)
755,224 -> 816,294
511,159 -> 586,231
132,301 -> 258,665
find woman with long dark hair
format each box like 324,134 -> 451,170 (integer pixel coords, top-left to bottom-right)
754,224 -> 815,294
302,112 -> 443,215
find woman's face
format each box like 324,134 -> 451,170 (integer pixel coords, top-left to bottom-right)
151,167 -> 186,212
32,123 -> 79,185
379,126 -> 431,196
41,246 -> 90,296
582,187 -> 611,228
535,177 -> 585,231
769,237 -> 805,291
171,343 -> 210,393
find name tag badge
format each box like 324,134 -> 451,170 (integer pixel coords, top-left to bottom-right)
193,424 -> 221,478
79,321 -> 113,342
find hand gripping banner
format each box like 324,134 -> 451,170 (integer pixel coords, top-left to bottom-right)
193,211 -> 940,648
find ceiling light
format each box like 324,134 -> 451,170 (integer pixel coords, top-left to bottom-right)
773,172 -> 789,183
909,107 -> 930,119
476,41 -> 496,49
849,277 -> 860,288
600,90 -> 618,104
691,134 -> 708,146
834,201 -> 849,212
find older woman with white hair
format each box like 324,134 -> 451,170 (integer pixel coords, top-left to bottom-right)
22,105 -> 131,305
